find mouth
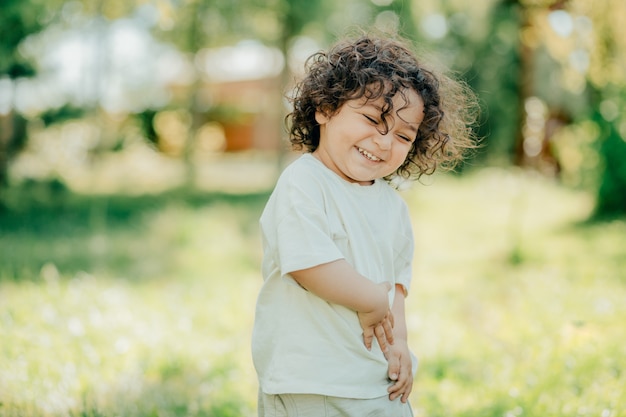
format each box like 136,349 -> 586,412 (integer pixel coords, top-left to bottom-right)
357,147 -> 382,162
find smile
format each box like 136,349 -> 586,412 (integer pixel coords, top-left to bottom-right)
357,147 -> 381,162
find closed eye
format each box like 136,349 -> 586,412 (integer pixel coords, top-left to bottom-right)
398,134 -> 413,143
363,114 -> 379,124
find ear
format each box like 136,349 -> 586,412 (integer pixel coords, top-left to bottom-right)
315,110 -> 330,125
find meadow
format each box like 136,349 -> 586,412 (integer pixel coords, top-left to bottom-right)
1,165 -> 625,417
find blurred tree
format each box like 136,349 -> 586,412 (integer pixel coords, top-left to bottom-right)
144,0 -> 334,179
276,0 -> 326,167
0,0 -> 132,190
7,0 -> 621,217
458,0 -> 523,166
594,96 -> 626,216
178,0 -> 208,186
0,0 -> 42,188
405,0 -> 519,167
581,0 -> 626,216
530,0 -> 626,215
453,0 -> 626,215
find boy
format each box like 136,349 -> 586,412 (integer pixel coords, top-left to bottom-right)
252,34 -> 477,416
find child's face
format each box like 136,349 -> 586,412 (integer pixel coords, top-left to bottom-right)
314,89 -> 424,185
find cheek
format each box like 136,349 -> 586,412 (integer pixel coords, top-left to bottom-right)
389,148 -> 411,169
395,144 -> 412,160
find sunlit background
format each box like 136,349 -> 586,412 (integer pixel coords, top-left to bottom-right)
1,0 -> 625,416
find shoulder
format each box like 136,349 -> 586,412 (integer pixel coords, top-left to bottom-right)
264,154 -> 328,212
274,154 -> 329,194
279,154 -> 321,179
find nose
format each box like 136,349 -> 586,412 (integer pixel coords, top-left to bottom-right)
373,131 -> 392,150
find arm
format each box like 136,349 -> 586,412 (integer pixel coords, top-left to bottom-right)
290,259 -> 393,350
290,259 -> 390,313
386,284 -> 413,403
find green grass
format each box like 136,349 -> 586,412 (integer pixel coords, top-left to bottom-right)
1,168 -> 625,416
405,169 -> 626,417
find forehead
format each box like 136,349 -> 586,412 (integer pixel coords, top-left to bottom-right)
350,89 -> 423,110
349,90 -> 425,124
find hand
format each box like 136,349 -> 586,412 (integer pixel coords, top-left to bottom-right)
385,339 -> 413,403
357,282 -> 392,351
359,309 -> 395,352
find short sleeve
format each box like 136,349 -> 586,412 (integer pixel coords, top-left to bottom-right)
261,172 -> 344,277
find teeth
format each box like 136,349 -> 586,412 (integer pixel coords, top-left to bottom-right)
358,148 -> 381,162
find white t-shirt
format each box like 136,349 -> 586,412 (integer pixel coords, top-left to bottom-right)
252,153 -> 416,399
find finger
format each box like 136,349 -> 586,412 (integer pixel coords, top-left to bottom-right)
389,371 -> 412,401
398,377 -> 413,403
382,317 -> 394,345
374,324 -> 388,353
388,310 -> 395,329
388,379 -> 404,401
401,379 -> 413,403
362,327 -> 374,351
389,378 -> 411,402
387,353 -> 400,382
390,364 -> 413,402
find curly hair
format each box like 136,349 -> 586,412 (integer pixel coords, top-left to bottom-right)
286,34 -> 479,180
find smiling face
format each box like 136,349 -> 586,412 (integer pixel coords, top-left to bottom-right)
313,89 -> 425,185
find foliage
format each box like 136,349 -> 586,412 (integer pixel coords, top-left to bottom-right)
0,0 -> 43,78
515,0 -> 626,214
408,0 -> 626,214
450,0 -> 523,166
579,0 -> 626,215
594,105 -> 626,216
2,0 -> 626,212
0,0 -> 47,186
135,109 -> 159,147
39,104 -> 87,127
1,169 -> 625,416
